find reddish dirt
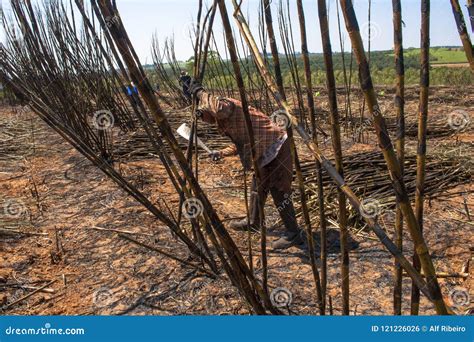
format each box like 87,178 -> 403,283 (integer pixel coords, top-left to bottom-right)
0,86 -> 472,315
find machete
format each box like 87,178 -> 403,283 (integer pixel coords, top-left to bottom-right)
177,123 -> 221,161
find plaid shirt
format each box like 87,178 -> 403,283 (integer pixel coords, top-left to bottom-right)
197,91 -> 286,169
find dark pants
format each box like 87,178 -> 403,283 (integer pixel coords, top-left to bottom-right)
249,140 -> 299,234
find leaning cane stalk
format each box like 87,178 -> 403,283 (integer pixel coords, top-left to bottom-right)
6,1 -> 213,269
198,0 -> 218,81
272,0 -> 325,312
99,0 -> 232,279
262,0 -> 286,101
336,0 -> 352,128
188,1 -> 219,262
411,0 -> 430,315
290,132 -> 324,315
392,0 -> 405,316
467,0 -> 474,33
96,0 -> 272,314
243,168 -> 254,274
296,0 -> 316,138
339,0 -> 449,315
450,0 -> 474,71
317,0 -> 350,315
296,0 -> 326,314
219,0 -> 271,303
230,0 -> 439,309
278,0 -> 305,125
3,75 -> 207,269
317,156 -> 328,311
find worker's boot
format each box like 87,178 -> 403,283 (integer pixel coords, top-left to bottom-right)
272,231 -> 305,250
270,188 -> 306,250
229,189 -> 261,231
228,218 -> 259,231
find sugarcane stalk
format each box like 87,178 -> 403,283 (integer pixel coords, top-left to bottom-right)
183,0 -> 219,263
276,0 -> 322,310
392,0 -> 405,316
278,0 -> 305,124
317,0 -> 350,315
339,0 -> 449,315
296,0 -> 326,314
262,0 -> 286,100
336,1 -> 352,127
450,0 -> 474,71
198,0 -> 218,82
318,161 -> 328,312
296,0 -> 315,138
411,0 -> 430,315
291,134 -> 324,315
230,0 -> 439,308
467,0 -> 474,33
243,167 -> 254,274
221,0 -> 271,304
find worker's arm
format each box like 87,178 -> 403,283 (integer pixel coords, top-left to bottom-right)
196,90 -> 237,161
220,144 -> 238,157
208,144 -> 236,162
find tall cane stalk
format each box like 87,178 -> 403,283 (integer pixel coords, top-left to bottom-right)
467,0 -> 474,32
392,0 -> 405,316
262,0 -> 286,100
339,0 -> 449,315
296,0 -> 327,314
219,0 -> 270,302
411,0 -> 430,315
450,0 -> 474,71
317,0 -> 350,315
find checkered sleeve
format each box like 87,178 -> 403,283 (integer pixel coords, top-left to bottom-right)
220,144 -> 238,157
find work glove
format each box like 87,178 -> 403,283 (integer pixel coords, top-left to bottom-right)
208,150 -> 222,162
181,77 -> 204,101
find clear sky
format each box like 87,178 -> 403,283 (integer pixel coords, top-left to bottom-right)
1,0 -> 471,62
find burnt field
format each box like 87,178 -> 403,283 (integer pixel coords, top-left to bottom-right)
1,86 -> 472,315
1,0 -> 473,318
